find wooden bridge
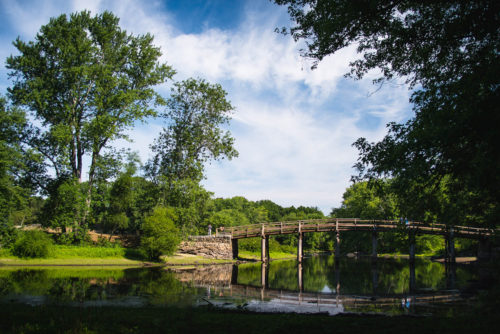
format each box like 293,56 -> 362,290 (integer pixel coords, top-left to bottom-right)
215,219 -> 497,263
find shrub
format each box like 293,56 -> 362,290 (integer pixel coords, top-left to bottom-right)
140,207 -> 180,260
13,230 -> 54,258
53,228 -> 92,246
239,237 -> 286,253
0,224 -> 20,249
95,236 -> 120,248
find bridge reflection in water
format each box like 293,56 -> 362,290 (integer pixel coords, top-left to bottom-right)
173,257 -> 464,315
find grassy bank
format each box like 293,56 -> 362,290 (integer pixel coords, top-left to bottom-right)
238,250 -> 296,260
0,303 -> 495,334
0,245 -> 148,266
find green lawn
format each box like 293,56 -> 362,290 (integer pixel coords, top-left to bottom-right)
0,245 -> 148,266
238,250 -> 296,260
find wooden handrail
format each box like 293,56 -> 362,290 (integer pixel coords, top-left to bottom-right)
223,218 -> 497,239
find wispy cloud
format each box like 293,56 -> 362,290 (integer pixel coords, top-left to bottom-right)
0,0 -> 413,213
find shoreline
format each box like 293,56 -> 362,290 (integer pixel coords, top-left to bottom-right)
0,252 -> 479,267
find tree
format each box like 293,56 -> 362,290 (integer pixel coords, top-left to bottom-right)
7,11 -> 175,226
140,207 -> 180,260
331,181 -> 397,220
147,78 -> 238,185
275,0 -> 500,226
0,97 -> 44,226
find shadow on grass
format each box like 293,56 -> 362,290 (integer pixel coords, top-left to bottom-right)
124,248 -> 147,261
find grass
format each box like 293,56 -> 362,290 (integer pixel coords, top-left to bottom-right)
238,250 -> 296,260
0,303 -> 496,334
1,246 -> 236,266
0,245 -> 149,266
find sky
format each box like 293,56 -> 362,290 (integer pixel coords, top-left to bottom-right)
0,0 -> 414,214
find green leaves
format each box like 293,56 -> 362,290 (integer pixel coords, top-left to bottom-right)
6,10 -> 175,228
140,207 -> 180,260
276,1 -> 500,227
148,78 -> 238,184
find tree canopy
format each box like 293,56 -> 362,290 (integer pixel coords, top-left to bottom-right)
275,0 -> 500,226
6,10 -> 175,225
147,78 -> 238,184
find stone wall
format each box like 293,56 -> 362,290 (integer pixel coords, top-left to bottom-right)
177,236 -> 232,259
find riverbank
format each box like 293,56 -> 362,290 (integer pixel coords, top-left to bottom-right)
0,245 -> 296,267
0,303 -> 495,334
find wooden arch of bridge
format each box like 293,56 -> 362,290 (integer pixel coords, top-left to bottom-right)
215,219 -> 497,263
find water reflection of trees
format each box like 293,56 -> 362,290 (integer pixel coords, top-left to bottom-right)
0,258 -> 478,308
0,268 -> 201,305
235,256 -> 476,296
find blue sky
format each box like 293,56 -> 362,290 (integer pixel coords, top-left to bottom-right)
0,0 -> 413,214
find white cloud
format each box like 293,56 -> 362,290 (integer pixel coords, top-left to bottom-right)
0,0 -> 414,214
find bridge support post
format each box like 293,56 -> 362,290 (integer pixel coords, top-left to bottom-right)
335,231 -> 341,259
261,235 -> 267,262
265,235 -> 270,261
371,231 -> 378,260
444,230 -> 456,264
409,230 -> 416,263
231,238 -> 239,259
297,232 -> 303,263
260,224 -> 267,262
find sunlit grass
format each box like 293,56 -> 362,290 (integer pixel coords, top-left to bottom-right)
0,245 -> 146,266
238,250 -> 296,260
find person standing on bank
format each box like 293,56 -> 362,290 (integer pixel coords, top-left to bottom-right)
208,224 -> 212,236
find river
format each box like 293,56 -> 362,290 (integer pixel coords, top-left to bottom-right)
0,256 -> 488,316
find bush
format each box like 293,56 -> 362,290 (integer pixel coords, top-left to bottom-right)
0,224 -> 20,249
239,237 -> 291,253
95,236 -> 120,248
140,207 -> 180,260
53,228 -> 92,246
13,230 -> 54,258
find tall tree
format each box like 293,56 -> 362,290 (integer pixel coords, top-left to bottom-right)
7,11 -> 175,225
147,77 -> 238,187
0,97 -> 44,225
275,0 -> 500,226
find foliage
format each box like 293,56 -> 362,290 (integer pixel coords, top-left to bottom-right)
140,207 -> 180,260
103,172 -> 133,236
275,0 -> 500,227
331,181 -> 398,220
0,97 -> 43,226
147,78 -> 238,184
7,10 -> 175,227
52,245 -> 127,258
0,224 -> 20,249
12,230 -> 53,258
40,178 -> 87,232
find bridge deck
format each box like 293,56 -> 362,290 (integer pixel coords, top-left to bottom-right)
218,219 -> 496,239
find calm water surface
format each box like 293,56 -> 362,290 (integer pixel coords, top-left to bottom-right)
0,256 -> 484,316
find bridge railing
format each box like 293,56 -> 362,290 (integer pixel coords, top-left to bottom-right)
216,219 -> 497,239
